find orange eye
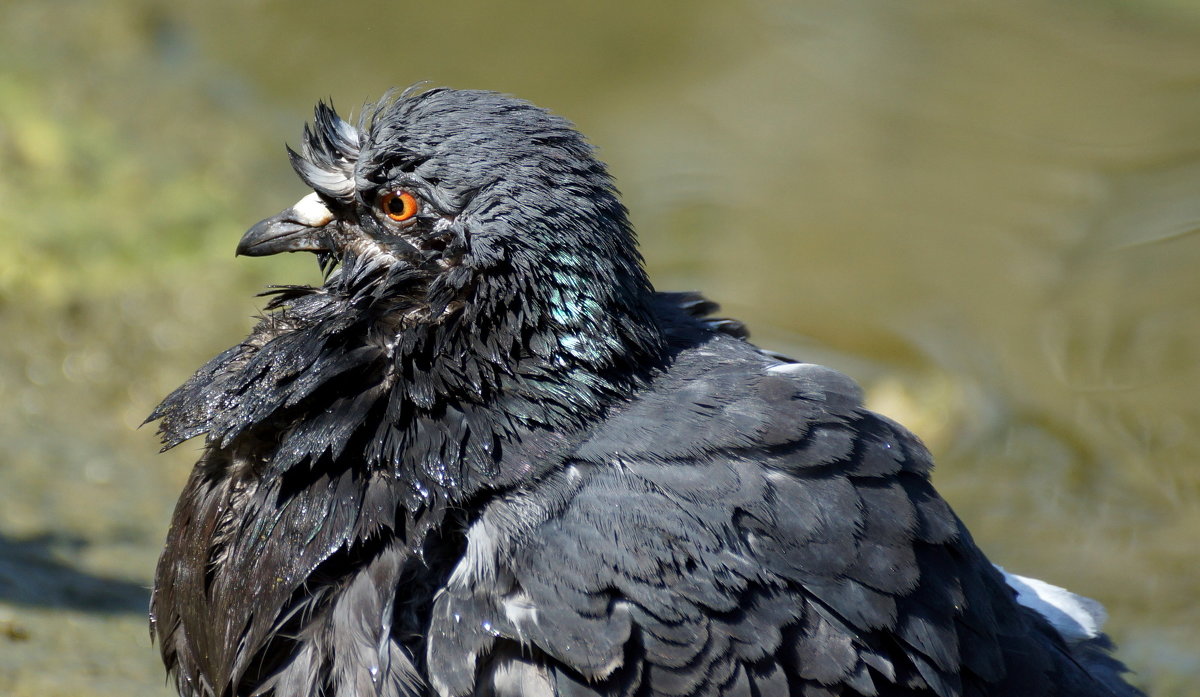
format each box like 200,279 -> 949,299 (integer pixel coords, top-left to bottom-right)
380,190 -> 419,222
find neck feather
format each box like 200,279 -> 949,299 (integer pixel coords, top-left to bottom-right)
150,250 -> 665,534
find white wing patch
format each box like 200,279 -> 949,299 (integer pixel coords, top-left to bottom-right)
996,565 -> 1108,644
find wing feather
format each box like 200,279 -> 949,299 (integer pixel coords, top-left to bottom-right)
424,337 -> 1139,697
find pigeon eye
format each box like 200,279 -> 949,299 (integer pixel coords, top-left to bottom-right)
380,190 -> 419,223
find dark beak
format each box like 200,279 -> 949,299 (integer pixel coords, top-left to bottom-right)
236,193 -> 335,257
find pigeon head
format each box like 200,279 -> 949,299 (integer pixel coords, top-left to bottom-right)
237,87 -> 658,356
153,88 -> 668,509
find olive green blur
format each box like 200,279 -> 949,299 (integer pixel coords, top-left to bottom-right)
0,1 -> 1197,695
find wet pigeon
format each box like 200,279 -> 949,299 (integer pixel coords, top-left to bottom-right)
149,87 -> 1143,697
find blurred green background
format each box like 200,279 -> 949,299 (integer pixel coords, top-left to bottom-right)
1,1 -> 1198,694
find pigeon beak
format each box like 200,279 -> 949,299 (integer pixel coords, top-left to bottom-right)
236,192 -> 336,257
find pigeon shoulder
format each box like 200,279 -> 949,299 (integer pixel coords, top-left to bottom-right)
572,318 -> 882,468
422,328 -> 1140,696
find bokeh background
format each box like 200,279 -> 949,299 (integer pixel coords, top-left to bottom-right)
1,1 -> 1198,694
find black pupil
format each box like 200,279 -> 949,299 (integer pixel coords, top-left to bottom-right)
387,194 -> 407,216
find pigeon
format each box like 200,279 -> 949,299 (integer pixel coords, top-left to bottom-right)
148,87 -> 1144,697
